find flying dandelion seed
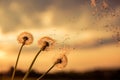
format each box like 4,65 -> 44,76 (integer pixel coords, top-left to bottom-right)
11,32 -> 33,80
113,31 -> 120,46
102,0 -> 109,9
38,36 -> 55,51
91,0 -> 110,16
91,0 -> 97,7
104,24 -> 120,46
58,46 -> 71,56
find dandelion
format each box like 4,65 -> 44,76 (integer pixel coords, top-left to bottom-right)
38,36 -> 55,51
36,54 -> 68,80
23,36 -> 55,80
17,32 -> 33,45
54,54 -> 68,70
11,32 -> 33,80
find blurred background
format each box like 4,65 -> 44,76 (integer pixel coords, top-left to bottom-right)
0,0 -> 120,79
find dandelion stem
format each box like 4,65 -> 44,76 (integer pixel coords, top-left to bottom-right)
22,49 -> 42,80
11,41 -> 25,80
36,63 -> 56,80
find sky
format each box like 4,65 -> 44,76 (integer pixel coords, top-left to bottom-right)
0,0 -> 120,73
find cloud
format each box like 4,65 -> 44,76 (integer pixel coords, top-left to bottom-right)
0,0 -> 90,33
74,37 -> 115,49
0,0 -> 119,33
0,0 -> 54,33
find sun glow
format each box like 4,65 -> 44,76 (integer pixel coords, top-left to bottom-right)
0,50 -> 6,59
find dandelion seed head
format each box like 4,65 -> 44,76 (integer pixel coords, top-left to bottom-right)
38,36 -> 55,51
17,32 -> 33,45
23,36 -> 29,41
54,54 -> 68,70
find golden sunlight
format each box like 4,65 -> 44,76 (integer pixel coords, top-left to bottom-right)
0,50 -> 6,59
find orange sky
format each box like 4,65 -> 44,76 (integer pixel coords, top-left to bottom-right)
0,0 -> 120,73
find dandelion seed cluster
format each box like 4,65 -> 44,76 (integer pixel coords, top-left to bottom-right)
38,36 -> 55,51
54,54 -> 68,70
17,32 -> 33,45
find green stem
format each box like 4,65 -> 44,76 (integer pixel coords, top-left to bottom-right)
22,49 -> 42,80
11,42 -> 25,80
36,63 -> 56,80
